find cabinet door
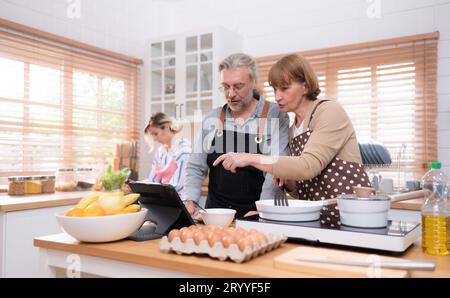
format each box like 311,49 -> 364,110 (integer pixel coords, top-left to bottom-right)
149,29 -> 242,120
4,205 -> 75,277
184,33 -> 213,118
150,40 -> 177,118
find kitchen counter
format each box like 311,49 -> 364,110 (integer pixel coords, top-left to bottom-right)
0,191 -> 90,212
34,233 -> 450,278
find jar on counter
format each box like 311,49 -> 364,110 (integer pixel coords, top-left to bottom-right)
41,175 -> 56,193
76,168 -> 95,190
8,176 -> 26,195
25,176 -> 42,194
55,168 -> 77,192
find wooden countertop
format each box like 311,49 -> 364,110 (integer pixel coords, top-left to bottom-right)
0,191 -> 89,212
34,233 -> 450,278
391,199 -> 424,211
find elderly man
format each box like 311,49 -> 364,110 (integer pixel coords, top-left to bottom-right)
182,53 -> 289,218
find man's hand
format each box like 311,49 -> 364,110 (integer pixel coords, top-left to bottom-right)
212,152 -> 255,173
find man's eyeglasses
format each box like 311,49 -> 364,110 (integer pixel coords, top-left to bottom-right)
218,83 -> 246,94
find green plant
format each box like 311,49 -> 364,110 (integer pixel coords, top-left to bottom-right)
101,165 -> 131,191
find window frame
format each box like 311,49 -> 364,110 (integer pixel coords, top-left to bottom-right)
0,24 -> 141,184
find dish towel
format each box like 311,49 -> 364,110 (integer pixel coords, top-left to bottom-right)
155,158 -> 178,184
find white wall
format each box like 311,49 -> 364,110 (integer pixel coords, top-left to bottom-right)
148,0 -> 450,177
0,0 -> 153,58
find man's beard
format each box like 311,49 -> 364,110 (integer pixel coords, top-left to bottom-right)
228,94 -> 253,113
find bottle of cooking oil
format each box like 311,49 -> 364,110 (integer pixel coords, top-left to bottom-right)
421,162 -> 450,256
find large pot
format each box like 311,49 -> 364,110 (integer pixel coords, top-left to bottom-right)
337,194 -> 391,228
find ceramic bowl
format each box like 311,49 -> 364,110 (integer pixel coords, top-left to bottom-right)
200,208 -> 236,227
56,208 -> 147,242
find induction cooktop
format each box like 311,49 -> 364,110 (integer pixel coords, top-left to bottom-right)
236,215 -> 421,253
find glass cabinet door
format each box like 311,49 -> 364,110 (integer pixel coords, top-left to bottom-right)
150,32 -> 219,120
151,39 -> 176,118
151,42 -> 162,99
185,33 -> 213,117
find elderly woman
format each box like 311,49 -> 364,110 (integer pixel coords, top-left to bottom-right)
213,54 -> 371,225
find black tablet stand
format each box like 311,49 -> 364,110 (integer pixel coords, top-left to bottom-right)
127,182 -> 194,241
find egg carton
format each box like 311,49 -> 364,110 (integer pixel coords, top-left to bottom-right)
159,233 -> 287,263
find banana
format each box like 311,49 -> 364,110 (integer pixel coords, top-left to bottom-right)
97,191 -> 126,215
123,193 -> 140,206
124,204 -> 141,213
85,201 -> 99,209
73,191 -> 141,216
76,192 -> 101,209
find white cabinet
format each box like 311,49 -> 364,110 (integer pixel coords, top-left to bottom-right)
0,204 -> 75,277
147,27 -> 242,120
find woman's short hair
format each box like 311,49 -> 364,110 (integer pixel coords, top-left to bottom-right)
268,54 -> 321,101
144,112 -> 182,134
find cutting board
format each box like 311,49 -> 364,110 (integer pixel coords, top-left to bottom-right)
274,247 -> 409,278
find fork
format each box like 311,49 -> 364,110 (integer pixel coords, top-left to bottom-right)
274,193 -> 289,206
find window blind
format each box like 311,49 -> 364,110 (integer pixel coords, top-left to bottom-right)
256,32 -> 438,180
0,24 -> 141,184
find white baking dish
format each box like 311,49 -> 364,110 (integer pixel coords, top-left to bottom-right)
337,194 -> 390,228
256,200 -> 323,222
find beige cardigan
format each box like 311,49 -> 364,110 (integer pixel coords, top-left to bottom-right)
272,100 -> 362,181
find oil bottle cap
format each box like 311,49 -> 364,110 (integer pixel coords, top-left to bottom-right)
428,162 -> 442,169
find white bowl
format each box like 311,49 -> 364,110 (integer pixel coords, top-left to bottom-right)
255,200 -> 323,222
337,196 -> 390,228
56,208 -> 148,243
200,208 -> 236,227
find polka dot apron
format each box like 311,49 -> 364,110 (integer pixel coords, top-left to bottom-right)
289,101 -> 372,228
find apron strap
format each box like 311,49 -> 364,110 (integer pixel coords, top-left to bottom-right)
218,104 -> 227,134
256,100 -> 270,143
218,100 -> 271,143
307,100 -> 330,130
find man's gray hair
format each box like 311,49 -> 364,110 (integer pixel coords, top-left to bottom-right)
218,53 -> 257,83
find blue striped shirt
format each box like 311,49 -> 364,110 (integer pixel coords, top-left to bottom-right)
146,137 -> 192,193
